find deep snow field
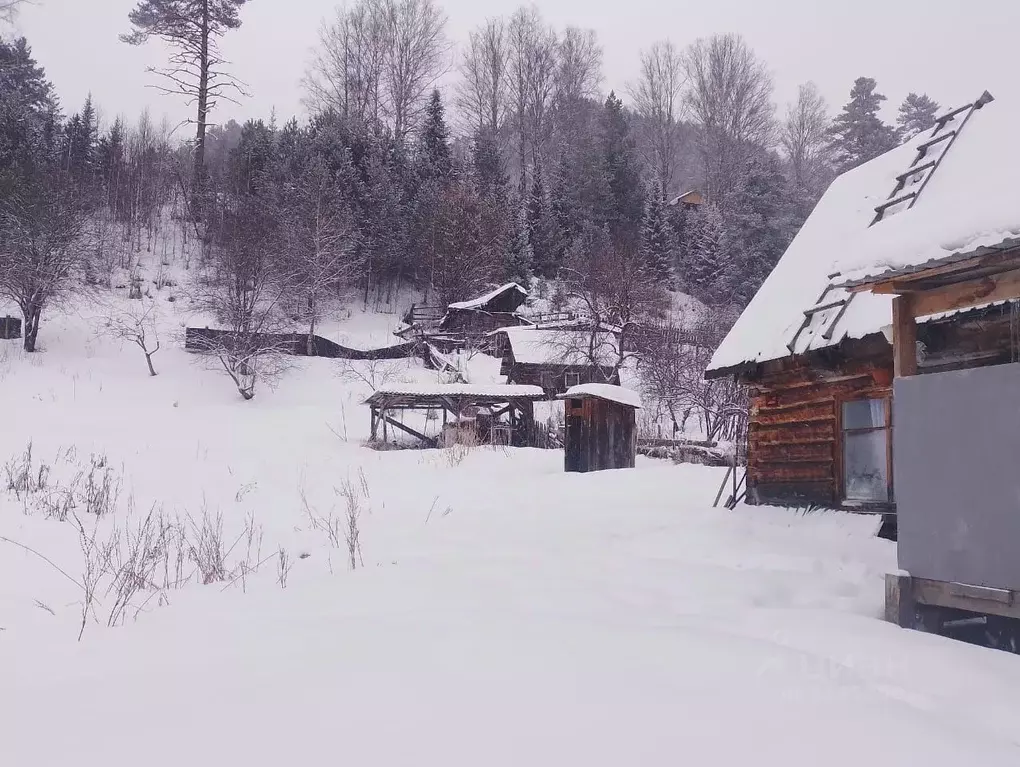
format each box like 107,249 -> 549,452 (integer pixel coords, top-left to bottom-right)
2,279 -> 1020,765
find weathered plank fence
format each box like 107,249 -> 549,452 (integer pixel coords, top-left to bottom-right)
185,328 -> 428,362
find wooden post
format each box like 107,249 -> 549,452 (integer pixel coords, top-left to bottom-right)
382,408 -> 389,443
892,295 -> 917,377
370,407 -> 378,440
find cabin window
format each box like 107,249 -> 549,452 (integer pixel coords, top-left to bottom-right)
841,398 -> 892,502
569,398 -> 583,409
564,371 -> 581,388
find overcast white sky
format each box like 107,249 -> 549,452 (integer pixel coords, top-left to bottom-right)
12,0 -> 1020,132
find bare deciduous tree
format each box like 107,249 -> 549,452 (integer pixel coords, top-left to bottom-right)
0,174 -> 89,352
194,199 -> 293,400
630,40 -> 686,196
781,82 -> 833,196
559,224 -> 669,374
0,0 -> 30,25
306,0 -> 448,143
554,26 -> 602,104
282,156 -> 363,355
305,2 -> 386,126
457,17 -> 509,137
103,298 -> 162,376
683,34 -> 775,205
508,7 -> 558,175
637,310 -> 746,441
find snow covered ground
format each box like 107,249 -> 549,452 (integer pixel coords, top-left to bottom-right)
3,286 -> 1020,765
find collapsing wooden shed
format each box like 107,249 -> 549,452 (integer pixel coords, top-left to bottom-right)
557,384 -> 640,473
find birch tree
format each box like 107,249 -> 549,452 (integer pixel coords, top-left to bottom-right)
457,17 -> 509,137
682,34 -> 775,205
630,40 -> 686,196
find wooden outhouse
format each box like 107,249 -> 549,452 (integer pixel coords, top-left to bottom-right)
558,384 -> 640,473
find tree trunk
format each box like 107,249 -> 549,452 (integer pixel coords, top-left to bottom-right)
144,352 -> 158,377
192,0 -> 211,221
22,304 -> 42,353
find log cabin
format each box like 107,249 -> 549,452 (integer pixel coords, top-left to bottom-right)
830,91 -> 1020,636
706,90 -> 1014,529
492,326 -> 621,396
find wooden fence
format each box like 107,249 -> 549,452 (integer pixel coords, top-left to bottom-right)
185,327 -> 426,361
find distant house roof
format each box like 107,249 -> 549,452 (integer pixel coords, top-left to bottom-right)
669,190 -> 704,207
499,327 -> 619,367
708,89 -> 1019,377
447,283 -> 528,312
557,384 -> 642,409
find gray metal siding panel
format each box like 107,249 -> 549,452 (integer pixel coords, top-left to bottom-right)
895,362 -> 1020,590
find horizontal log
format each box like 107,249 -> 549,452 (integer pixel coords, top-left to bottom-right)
751,442 -> 834,464
751,400 -> 835,426
749,460 -> 835,483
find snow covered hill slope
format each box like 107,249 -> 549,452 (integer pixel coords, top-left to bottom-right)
2,294 -> 1020,765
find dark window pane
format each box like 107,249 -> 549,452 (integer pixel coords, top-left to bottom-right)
843,398 -> 886,430
844,430 -> 889,501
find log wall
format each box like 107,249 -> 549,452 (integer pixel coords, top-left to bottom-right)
746,363 -> 892,507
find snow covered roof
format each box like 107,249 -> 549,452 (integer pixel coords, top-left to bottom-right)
447,283 -> 528,311
709,89 -> 1020,376
502,328 -> 619,367
366,383 -> 546,403
557,384 -> 642,409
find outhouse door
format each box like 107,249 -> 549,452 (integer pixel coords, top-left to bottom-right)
565,398 -> 585,472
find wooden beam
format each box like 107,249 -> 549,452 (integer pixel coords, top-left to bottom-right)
913,576 -> 1020,621
382,415 -> 438,447
910,268 -> 1020,318
892,295 -> 917,377
856,248 -> 1020,294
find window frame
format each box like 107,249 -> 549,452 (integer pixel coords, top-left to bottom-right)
564,371 -> 582,388
839,395 -> 894,504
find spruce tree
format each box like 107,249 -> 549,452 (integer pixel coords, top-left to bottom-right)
600,91 -> 644,248
471,127 -> 507,200
418,88 -> 452,182
684,203 -> 728,305
897,92 -> 940,139
639,181 -> 675,283
527,163 -> 562,278
505,196 -> 534,288
828,77 -> 899,173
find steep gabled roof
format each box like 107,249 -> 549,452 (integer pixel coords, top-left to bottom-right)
709,90 -> 1020,377
500,327 -> 619,367
447,283 -> 528,312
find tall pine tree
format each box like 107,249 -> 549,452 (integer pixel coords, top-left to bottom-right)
600,91 -> 644,248
418,88 -> 453,182
828,77 -> 899,173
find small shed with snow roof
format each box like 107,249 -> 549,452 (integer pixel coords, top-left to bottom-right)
705,89 -> 1020,527
557,384 -> 640,473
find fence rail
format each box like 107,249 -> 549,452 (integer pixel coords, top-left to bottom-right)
185,327 -> 426,361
